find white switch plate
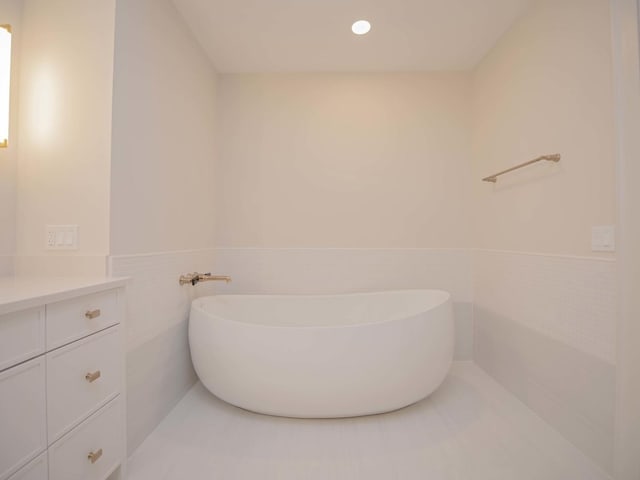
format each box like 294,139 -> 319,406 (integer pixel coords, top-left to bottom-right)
592,225 -> 615,252
45,225 -> 78,250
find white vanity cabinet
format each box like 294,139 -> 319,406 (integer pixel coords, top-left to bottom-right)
0,279 -> 127,480
0,357 -> 46,480
6,454 -> 47,480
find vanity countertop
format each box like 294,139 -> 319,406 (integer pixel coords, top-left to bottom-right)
0,276 -> 129,315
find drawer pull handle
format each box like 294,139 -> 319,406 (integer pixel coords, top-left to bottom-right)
85,309 -> 101,319
88,448 -> 103,464
85,370 -> 101,383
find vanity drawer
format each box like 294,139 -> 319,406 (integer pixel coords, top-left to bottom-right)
48,397 -> 122,480
0,308 -> 45,372
46,290 -> 119,349
0,358 -> 47,480
47,327 -> 121,443
7,454 -> 47,480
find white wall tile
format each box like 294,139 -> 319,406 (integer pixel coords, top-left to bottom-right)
214,248 -> 474,360
126,320 -> 197,454
475,309 -> 616,473
109,249 -> 218,351
115,246 -> 618,471
109,249 -> 218,453
473,249 -> 618,473
214,248 -> 473,301
112,247 -> 475,452
474,250 -> 617,364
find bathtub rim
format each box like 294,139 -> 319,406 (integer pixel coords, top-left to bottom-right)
190,289 -> 452,331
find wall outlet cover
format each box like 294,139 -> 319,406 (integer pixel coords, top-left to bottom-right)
591,225 -> 615,252
45,225 -> 79,250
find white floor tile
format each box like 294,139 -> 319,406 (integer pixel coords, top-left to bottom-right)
127,362 -> 610,480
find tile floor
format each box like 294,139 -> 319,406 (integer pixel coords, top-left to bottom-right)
128,362 -> 609,480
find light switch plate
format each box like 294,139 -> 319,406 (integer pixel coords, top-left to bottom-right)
45,225 -> 78,250
592,225 -> 615,252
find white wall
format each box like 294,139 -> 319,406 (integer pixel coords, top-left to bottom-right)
1,0 -> 623,469
611,0 -> 640,477
0,0 -> 22,276
14,0 -> 116,275
110,0 -> 217,256
471,0 -> 618,472
213,73 -> 476,362
471,0 -> 616,258
216,73 -> 473,249
109,0 -> 218,454
214,248 -> 474,361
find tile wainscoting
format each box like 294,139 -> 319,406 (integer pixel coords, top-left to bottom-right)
473,250 -> 617,473
110,247 -> 474,454
109,249 -> 218,454
113,246 -> 616,472
213,248 -> 475,360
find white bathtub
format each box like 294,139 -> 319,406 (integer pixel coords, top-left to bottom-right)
188,290 -> 453,418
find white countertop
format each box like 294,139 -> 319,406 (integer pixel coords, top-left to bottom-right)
0,277 -> 129,316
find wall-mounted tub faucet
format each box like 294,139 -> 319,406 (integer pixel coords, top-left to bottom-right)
179,272 -> 232,286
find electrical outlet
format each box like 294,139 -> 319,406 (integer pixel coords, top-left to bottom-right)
45,225 -> 78,250
592,225 -> 615,252
46,229 -> 57,248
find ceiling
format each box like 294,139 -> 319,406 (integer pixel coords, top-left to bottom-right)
171,0 -> 533,73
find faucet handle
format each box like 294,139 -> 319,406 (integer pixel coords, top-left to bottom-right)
179,272 -> 199,286
194,273 -> 212,284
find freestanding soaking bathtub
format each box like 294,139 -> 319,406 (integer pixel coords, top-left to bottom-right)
189,290 -> 453,418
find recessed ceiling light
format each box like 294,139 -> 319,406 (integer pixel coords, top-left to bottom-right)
351,20 -> 371,35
